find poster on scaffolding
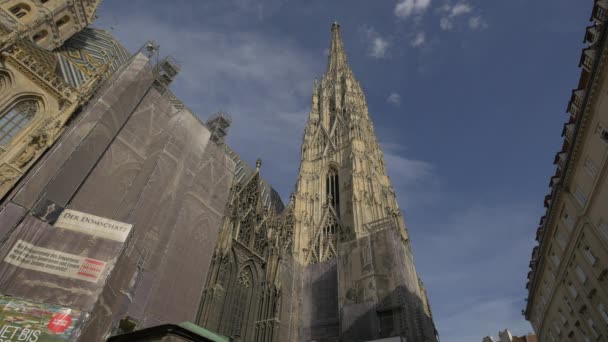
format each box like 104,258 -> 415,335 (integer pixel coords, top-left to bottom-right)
0,213 -> 132,311
0,295 -> 88,342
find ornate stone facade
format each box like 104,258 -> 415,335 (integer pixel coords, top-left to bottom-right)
197,162 -> 293,341
0,0 -> 109,200
197,23 -> 438,342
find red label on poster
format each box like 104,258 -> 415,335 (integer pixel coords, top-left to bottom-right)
47,312 -> 72,333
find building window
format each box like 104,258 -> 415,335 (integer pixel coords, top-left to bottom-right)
9,4 -> 31,18
55,15 -> 70,28
583,54 -> 593,70
562,208 -> 575,231
583,158 -> 598,178
583,246 -> 597,266
596,5 -> 607,21
31,30 -> 48,43
575,265 -> 588,284
229,267 -> 253,338
0,100 -> 37,146
574,185 -> 587,207
326,167 -> 340,214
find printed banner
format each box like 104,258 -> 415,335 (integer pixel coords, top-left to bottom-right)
3,240 -> 106,284
0,216 -> 129,310
0,295 -> 87,341
54,210 -> 132,242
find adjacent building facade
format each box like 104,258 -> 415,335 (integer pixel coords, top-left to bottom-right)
483,330 -> 537,342
525,1 -> 608,341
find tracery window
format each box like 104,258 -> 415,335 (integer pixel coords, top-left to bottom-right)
326,167 -> 340,215
230,267 -> 253,337
9,4 -> 31,18
0,100 -> 37,145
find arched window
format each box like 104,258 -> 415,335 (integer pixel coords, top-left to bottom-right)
0,100 -> 37,145
31,30 -> 48,43
9,4 -> 31,18
230,267 -> 253,338
56,15 -> 70,28
326,167 -> 340,215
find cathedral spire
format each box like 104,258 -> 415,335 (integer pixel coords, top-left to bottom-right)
327,21 -> 349,73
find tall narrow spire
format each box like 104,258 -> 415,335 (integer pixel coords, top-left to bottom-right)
327,21 -> 349,73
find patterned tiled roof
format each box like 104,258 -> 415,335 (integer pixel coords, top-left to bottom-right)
55,28 -> 131,88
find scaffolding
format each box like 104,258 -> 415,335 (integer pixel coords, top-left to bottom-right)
206,111 -> 232,144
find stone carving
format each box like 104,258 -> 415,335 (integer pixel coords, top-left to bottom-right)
0,164 -> 20,192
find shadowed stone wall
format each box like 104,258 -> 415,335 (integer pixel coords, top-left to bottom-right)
300,258 -> 340,342
338,228 -> 437,342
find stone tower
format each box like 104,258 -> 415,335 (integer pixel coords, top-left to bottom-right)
197,22 -> 438,342
292,22 -> 438,341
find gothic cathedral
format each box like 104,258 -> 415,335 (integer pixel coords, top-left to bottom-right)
198,23 -> 438,342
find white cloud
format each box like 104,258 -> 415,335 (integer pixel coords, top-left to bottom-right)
440,17 -> 454,30
439,2 -> 486,31
411,32 -> 426,47
468,16 -> 488,30
450,2 -> 472,17
387,92 -> 401,105
371,37 -> 389,58
395,0 -> 432,19
362,27 -> 390,59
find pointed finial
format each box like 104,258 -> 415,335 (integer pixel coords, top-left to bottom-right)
327,21 -> 348,73
256,158 -> 262,171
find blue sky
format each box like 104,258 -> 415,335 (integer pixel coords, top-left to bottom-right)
94,1 -> 589,340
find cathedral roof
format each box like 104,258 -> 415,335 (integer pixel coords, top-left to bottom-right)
55,28 -> 131,88
222,144 -> 285,213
